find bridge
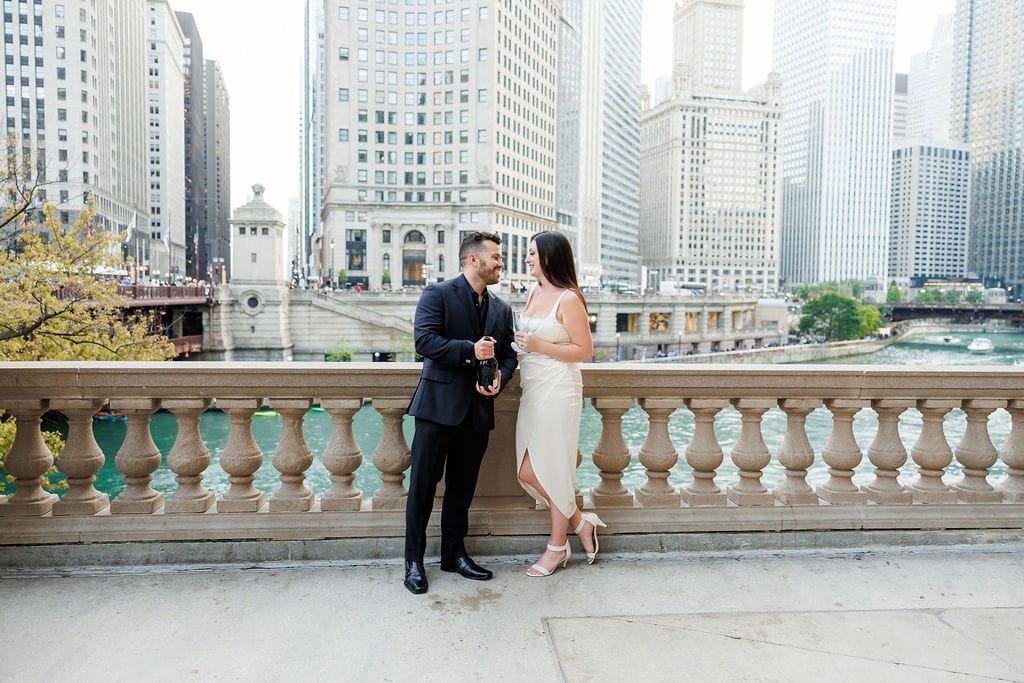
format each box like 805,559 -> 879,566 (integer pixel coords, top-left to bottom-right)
887,301 -> 1024,326
115,284 -> 212,357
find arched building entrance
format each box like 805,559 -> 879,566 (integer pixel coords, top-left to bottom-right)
402,230 -> 427,286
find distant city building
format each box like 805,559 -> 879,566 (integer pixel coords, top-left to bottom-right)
672,0 -> 743,92
640,0 -> 782,295
300,0 -> 326,283
892,73 -> 908,142
146,1 -> 185,281
1,0 -> 148,270
203,59 -> 231,283
557,0 -> 643,290
889,141 -> 971,286
907,13 -> 953,141
174,12 -> 207,281
772,0 -> 896,286
951,0 -> 1024,295
319,2 -> 560,290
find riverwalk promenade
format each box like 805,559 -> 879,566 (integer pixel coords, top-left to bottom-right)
4,537 -> 1024,681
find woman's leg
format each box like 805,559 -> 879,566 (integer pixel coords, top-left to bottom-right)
518,450 -> 570,574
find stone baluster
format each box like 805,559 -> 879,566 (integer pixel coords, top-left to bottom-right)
0,401 -> 57,516
727,399 -> 776,506
163,399 -> 215,513
320,399 -> 364,511
862,400 -> 914,504
589,398 -> 634,507
952,399 -> 1005,503
269,400 -> 315,512
217,399 -> 266,512
371,398 -> 411,511
51,399 -> 110,515
908,399 -> 959,504
998,400 -> 1024,502
635,398 -> 683,507
681,399 -> 729,506
111,399 -> 165,514
816,400 -> 868,504
774,399 -> 822,506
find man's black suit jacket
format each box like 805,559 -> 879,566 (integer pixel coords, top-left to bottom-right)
407,274 -> 518,431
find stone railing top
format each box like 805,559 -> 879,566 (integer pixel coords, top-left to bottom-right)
1,362 -> 1022,402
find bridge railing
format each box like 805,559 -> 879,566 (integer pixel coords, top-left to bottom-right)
1,362 -> 1022,548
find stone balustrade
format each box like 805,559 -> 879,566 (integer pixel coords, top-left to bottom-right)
1,362 -> 1023,548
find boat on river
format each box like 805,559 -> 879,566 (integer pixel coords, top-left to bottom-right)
967,337 -> 994,354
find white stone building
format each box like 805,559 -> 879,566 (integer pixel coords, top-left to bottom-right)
639,0 -> 782,295
318,2 -> 560,290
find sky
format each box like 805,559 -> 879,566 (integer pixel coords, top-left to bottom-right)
167,0 -> 955,222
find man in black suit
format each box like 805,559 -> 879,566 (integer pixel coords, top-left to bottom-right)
403,231 -> 518,594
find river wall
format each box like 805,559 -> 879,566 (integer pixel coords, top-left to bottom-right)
649,323 -> 950,365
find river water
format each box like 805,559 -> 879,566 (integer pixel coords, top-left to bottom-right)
74,330 -> 1024,499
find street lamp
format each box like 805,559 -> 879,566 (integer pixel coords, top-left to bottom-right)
677,331 -> 683,356
615,332 -> 621,362
330,240 -> 335,289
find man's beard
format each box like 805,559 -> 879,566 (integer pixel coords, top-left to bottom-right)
477,262 -> 501,285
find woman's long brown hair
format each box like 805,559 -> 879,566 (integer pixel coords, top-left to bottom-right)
533,231 -> 588,313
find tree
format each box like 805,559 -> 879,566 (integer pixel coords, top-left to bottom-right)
941,289 -> 963,303
915,289 -> 942,303
337,268 -> 348,288
325,338 -> 353,362
886,281 -> 906,302
797,292 -> 869,341
1,141 -> 175,493
965,289 -> 984,304
858,304 -> 883,336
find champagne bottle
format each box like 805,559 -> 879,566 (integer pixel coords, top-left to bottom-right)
476,356 -> 498,389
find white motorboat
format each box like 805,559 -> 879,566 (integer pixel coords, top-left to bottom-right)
967,337 -> 994,354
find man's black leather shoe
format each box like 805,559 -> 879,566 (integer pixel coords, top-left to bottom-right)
404,561 -> 428,594
440,554 -> 493,580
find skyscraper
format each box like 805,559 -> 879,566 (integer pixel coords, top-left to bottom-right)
772,0 -> 896,286
597,0 -> 642,290
557,0 -> 642,290
174,11 -> 207,281
951,0 -> 1024,294
907,13 -> 953,141
301,0 -> 325,284
204,58 -> 230,283
639,0 -> 782,295
320,2 -> 559,290
146,1 -> 185,281
1,0 -> 148,265
889,142 -> 970,286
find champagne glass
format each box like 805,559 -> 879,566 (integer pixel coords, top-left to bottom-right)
511,310 -> 529,354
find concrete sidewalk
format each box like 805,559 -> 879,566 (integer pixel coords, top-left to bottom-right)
3,544 -> 1024,682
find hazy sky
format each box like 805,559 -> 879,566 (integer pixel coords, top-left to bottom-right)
168,0 -> 955,220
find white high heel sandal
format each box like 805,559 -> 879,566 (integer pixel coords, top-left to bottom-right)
527,541 -> 570,577
573,512 -> 607,564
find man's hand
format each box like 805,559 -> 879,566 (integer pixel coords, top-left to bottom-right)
476,373 -> 501,396
474,336 -> 496,360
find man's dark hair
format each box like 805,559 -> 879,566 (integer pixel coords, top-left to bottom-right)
458,230 -> 501,265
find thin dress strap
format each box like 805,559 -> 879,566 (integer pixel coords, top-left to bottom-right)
547,289 -> 571,319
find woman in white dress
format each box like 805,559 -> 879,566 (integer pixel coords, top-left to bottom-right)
514,231 -> 605,576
